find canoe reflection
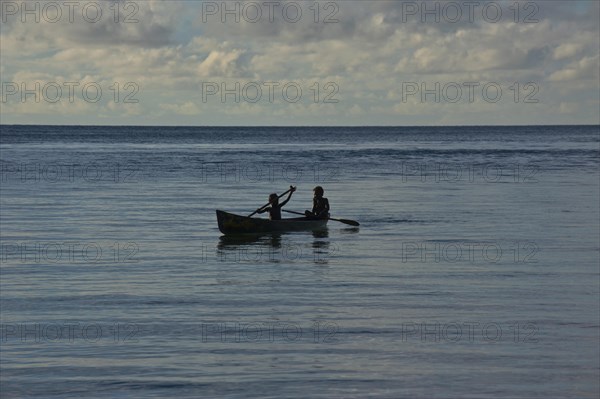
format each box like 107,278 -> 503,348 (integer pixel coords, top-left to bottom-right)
311,229 -> 330,264
217,231 -> 332,264
311,229 -> 329,248
218,233 -> 282,250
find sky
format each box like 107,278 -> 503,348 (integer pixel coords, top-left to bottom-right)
0,0 -> 599,125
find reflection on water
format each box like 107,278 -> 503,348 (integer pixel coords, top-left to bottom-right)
312,229 -> 329,240
217,229 -> 337,265
311,229 -> 329,264
218,233 -> 282,249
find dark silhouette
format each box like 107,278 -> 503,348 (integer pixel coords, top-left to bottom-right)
256,187 -> 296,220
305,186 -> 330,219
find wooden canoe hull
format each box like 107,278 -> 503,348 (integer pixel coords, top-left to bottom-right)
216,210 -> 328,235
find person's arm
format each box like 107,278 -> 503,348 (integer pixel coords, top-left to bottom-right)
279,189 -> 294,208
256,207 -> 269,214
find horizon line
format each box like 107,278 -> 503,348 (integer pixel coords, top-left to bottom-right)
2,124 -> 599,128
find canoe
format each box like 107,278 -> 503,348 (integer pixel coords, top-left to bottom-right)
216,210 -> 328,235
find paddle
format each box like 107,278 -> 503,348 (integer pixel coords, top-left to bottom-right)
248,186 -> 296,217
282,209 -> 360,227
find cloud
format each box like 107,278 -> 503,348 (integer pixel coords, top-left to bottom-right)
1,0 -> 599,125
0,0 -> 180,50
160,101 -> 201,115
553,43 -> 584,60
197,49 -> 246,77
558,102 -> 578,114
549,55 -> 599,82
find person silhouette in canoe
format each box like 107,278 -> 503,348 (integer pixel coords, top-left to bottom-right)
256,187 -> 296,220
305,186 -> 330,220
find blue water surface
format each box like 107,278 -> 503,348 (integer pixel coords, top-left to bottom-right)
1,125 -> 599,398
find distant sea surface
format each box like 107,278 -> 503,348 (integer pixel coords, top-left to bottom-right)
1,125 -> 599,398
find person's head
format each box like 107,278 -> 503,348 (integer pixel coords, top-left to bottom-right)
269,193 -> 278,205
313,186 -> 324,198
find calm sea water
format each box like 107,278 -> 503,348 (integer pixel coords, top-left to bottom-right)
1,125 -> 599,398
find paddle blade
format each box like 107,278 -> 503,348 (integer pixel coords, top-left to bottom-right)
338,218 -> 360,226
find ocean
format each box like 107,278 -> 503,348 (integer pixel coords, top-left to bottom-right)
1,125 -> 599,398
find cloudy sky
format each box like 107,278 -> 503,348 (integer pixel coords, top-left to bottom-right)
1,0 -> 598,125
